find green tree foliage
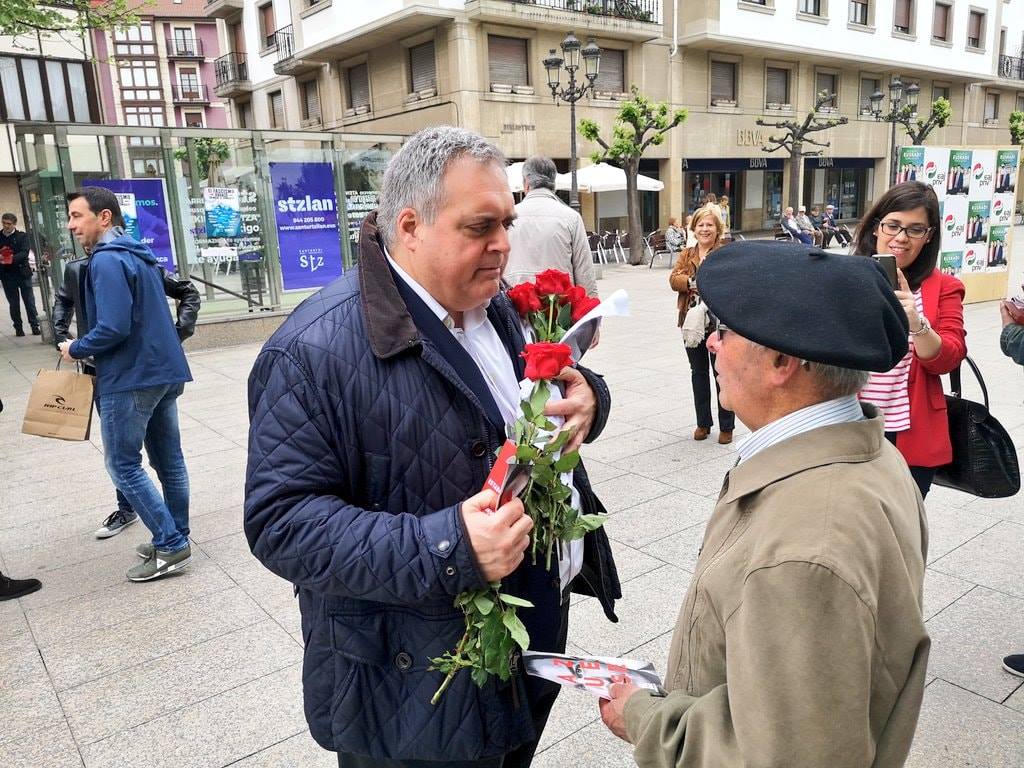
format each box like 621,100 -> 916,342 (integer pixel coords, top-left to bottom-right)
896,97 -> 952,145
579,86 -> 687,265
173,138 -> 231,184
1010,111 -> 1024,146
0,0 -> 147,39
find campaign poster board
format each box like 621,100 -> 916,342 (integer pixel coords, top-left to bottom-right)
269,161 -> 344,291
83,178 -> 176,273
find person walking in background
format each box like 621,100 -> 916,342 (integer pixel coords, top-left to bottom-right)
0,213 -> 40,336
53,241 -> 200,540
718,195 -> 731,231
670,205 -> 735,444
506,155 -> 598,297
999,298 -> 1024,679
58,187 -> 193,582
853,182 -> 967,499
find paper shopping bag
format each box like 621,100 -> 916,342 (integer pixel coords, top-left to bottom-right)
21,365 -> 95,441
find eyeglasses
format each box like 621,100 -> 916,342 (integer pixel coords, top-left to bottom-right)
708,312 -> 730,342
876,220 -> 932,239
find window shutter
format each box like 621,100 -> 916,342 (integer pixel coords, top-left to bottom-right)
710,61 -> 735,102
969,12 -> 983,42
816,73 -> 837,102
766,67 -> 788,104
894,0 -> 911,31
269,90 -> 284,127
932,4 -> 948,39
303,81 -> 320,122
860,78 -> 879,110
261,4 -> 276,46
594,49 -> 624,93
488,35 -> 529,86
348,64 -> 369,108
409,41 -> 436,92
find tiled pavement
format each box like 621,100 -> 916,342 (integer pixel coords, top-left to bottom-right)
1,263 -> 1022,767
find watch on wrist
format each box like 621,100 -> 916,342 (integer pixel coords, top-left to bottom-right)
910,316 -> 931,336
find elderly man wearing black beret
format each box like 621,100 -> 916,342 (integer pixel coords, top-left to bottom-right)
600,241 -> 930,768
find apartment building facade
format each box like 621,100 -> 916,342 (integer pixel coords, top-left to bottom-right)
92,0 -> 230,177
205,0 -> 1024,232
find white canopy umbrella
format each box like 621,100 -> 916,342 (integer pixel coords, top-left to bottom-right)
571,162 -> 664,193
505,161 -> 574,193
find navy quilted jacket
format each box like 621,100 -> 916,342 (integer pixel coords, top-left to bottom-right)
245,214 -> 620,761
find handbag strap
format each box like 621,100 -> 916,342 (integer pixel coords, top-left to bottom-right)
948,355 -> 989,410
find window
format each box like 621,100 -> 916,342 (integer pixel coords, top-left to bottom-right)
173,27 -> 196,56
860,76 -> 880,113
816,71 -> 838,108
268,90 -> 284,127
594,48 -> 625,94
259,3 -> 277,49
236,99 -> 252,129
0,58 -> 25,120
409,40 -> 436,93
968,10 -> 985,49
230,22 -> 245,54
119,60 -> 161,100
799,0 -> 821,14
183,111 -> 204,127
932,3 -> 950,41
849,0 -> 868,25
114,24 -> 156,56
131,157 -> 164,176
178,66 -> 200,97
894,0 -> 912,34
933,84 -> 950,102
710,60 -> 737,104
1000,28 -> 1007,57
21,59 -> 46,120
346,63 -> 369,109
766,66 -> 790,106
1016,94 -> 1024,113
301,78 -> 321,123
124,104 -> 165,126
985,92 -> 999,121
45,61 -> 70,121
488,35 -> 529,87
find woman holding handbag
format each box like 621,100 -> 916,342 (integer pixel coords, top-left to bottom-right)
670,205 -> 735,444
853,182 -> 967,497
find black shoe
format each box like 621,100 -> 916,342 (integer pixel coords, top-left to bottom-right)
0,572 -> 42,601
14,328 -> 25,337
31,327 -> 41,336
1003,654 -> 1024,678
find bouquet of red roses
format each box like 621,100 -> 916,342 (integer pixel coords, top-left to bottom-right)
430,270 -> 607,704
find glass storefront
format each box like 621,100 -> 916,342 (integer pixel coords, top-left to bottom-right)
803,157 -> 875,221
14,124 -> 403,320
683,157 -> 785,230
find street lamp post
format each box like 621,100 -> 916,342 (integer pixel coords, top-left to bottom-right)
543,32 -> 601,212
870,78 -> 921,187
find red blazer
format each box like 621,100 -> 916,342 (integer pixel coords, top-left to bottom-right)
895,269 -> 967,467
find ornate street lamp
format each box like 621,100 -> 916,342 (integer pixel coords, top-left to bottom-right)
544,32 -> 601,212
870,77 -> 921,186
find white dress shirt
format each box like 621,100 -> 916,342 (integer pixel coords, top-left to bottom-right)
386,252 -> 583,593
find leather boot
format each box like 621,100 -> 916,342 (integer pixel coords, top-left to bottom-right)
718,431 -> 734,445
0,571 -> 42,601
693,427 -> 710,441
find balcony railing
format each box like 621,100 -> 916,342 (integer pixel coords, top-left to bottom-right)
999,55 -> 1024,81
167,37 -> 204,57
215,52 -> 249,88
274,26 -> 295,59
171,84 -> 210,103
509,0 -> 661,24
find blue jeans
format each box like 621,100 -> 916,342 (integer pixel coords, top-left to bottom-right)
93,398 -> 135,515
99,383 -> 190,552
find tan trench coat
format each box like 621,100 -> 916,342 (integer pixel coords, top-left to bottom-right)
624,407 -> 930,767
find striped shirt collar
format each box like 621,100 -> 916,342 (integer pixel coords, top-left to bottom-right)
737,394 -> 865,465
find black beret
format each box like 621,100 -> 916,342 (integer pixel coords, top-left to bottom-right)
696,241 -> 909,372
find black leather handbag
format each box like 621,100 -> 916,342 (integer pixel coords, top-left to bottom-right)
933,356 -> 1020,498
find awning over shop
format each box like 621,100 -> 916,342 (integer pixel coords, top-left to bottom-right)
682,158 -> 785,172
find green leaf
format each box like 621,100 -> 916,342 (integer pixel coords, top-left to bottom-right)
502,611 -> 531,650
556,302 -> 573,331
473,593 -> 495,615
471,666 -> 490,688
553,451 -> 581,473
516,444 -> 539,462
520,398 -> 534,421
529,383 -> 551,418
576,514 -> 607,531
497,593 -> 534,608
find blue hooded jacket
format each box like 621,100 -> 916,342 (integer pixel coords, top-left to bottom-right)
70,232 -> 192,395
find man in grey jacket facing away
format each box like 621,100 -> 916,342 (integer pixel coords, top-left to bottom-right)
506,155 -> 598,298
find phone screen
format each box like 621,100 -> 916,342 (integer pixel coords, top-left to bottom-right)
873,255 -> 898,289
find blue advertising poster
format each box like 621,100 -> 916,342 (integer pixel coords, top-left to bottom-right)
83,178 -> 176,273
269,161 -> 343,290
204,187 -> 242,238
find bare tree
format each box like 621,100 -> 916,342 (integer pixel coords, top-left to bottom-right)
757,91 -> 848,210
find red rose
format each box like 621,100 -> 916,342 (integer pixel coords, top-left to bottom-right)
559,285 -> 586,306
507,282 -> 542,316
521,342 -> 574,381
570,295 -> 601,323
534,269 -> 573,298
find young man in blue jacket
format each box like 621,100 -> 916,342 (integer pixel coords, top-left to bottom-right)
58,186 -> 193,582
